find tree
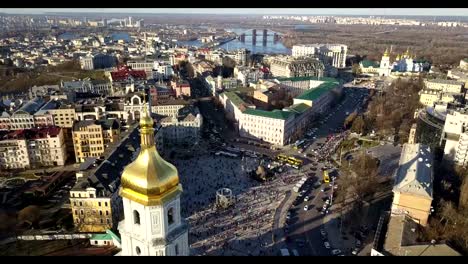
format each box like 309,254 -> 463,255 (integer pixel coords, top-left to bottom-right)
351,115 -> 366,135
351,63 -> 362,76
459,175 -> 468,210
344,111 -> 358,128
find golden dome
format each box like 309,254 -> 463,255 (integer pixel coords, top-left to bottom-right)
383,48 -> 389,57
120,109 -> 181,206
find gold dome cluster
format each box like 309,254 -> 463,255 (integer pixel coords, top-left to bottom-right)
120,109 -> 181,205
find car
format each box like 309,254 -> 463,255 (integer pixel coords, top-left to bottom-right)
331,249 -> 342,255
304,196 -> 309,202
351,248 -> 359,255
320,229 -> 327,237
296,239 -> 305,248
323,242 -> 331,249
321,188 -> 325,192
356,240 -> 362,248
304,205 -> 308,211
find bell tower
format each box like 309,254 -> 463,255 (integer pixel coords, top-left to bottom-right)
118,110 -> 189,256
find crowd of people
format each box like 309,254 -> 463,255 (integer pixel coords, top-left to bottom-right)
172,153 -> 305,256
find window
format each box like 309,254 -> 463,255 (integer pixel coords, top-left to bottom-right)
98,202 -> 101,206
99,210 -> 103,216
168,207 -> 174,225
105,202 -> 108,207
106,210 -> 109,216
133,210 -> 140,225
94,241 -> 98,245
79,202 -> 82,206
135,246 -> 141,255
175,244 -> 179,255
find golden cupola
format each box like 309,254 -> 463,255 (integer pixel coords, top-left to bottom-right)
120,109 -> 182,205
383,48 -> 389,57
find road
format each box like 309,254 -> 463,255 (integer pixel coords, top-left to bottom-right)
283,87 -> 369,256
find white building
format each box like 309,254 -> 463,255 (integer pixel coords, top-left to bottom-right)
441,107 -> 468,164
118,110 -> 189,256
292,44 -> 347,68
80,55 -> 94,70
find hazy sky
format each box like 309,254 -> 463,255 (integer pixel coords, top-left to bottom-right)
0,8 -> 467,16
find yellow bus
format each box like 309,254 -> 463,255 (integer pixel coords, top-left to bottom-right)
323,170 -> 330,183
276,155 -> 303,168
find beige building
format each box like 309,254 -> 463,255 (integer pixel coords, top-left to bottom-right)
423,79 -> 464,93
0,126 -> 67,169
392,143 -> 433,226
159,105 -> 203,146
151,100 -> 190,117
269,56 -> 325,78
72,119 -> 120,163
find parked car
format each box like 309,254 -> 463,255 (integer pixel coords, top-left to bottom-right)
304,205 -> 308,211
331,249 -> 342,255
324,241 -> 331,249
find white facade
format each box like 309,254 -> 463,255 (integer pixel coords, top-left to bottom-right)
442,108 -> 468,164
118,193 -> 189,256
292,44 -> 347,68
80,55 -> 94,70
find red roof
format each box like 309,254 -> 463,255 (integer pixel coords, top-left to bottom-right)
111,66 -> 147,82
0,126 -> 61,141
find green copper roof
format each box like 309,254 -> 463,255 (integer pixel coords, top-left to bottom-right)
295,81 -> 340,101
361,60 -> 380,68
244,108 -> 295,120
91,233 -> 112,241
276,76 -> 337,83
287,103 -> 311,113
224,91 -> 247,108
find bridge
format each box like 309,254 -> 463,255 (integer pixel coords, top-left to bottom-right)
236,29 -> 282,45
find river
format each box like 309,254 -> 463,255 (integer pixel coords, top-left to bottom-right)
177,28 -> 291,55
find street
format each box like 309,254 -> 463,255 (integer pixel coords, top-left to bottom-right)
282,87 -> 369,256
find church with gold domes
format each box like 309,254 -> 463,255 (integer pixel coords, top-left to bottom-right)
359,48 -> 428,77
117,108 -> 189,256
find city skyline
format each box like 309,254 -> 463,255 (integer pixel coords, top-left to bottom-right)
0,8 -> 468,17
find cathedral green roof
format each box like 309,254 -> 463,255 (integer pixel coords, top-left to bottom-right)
361,60 -> 380,68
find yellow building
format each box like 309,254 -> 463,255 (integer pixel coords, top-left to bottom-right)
392,143 -> 433,226
69,124 -> 142,233
70,186 -> 114,232
72,119 -> 120,163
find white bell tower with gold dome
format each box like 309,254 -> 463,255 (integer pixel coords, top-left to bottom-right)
118,109 -> 189,256
379,48 -> 392,77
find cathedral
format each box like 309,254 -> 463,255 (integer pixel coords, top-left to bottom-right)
359,48 -> 427,77
117,109 -> 189,256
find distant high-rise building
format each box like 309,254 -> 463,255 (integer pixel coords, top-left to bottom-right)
292,44 -> 347,68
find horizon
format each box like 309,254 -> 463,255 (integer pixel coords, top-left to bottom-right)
0,8 -> 468,17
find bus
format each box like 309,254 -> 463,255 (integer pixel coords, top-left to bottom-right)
276,154 -> 303,169
323,170 -> 330,183
293,139 -> 306,149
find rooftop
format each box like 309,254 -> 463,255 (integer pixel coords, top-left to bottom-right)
383,215 -> 461,256
393,143 -> 433,199
295,79 -> 340,101
425,78 -> 464,86
0,126 -> 62,141
243,108 -> 294,120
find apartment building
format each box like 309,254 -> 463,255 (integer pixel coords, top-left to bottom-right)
423,79 -> 465,93
391,143 -> 433,226
72,119 -> 120,163
0,126 -> 67,169
292,44 -> 347,68
270,56 -> 324,78
160,105 -> 203,145
441,106 -> 468,164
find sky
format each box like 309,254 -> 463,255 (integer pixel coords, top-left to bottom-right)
0,8 -> 467,17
